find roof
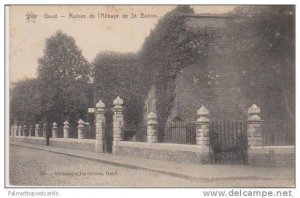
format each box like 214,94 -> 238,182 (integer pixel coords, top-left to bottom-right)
181,13 -> 231,18
184,14 -> 231,29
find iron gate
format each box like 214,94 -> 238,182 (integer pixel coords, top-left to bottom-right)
104,120 -> 113,153
209,121 -> 248,165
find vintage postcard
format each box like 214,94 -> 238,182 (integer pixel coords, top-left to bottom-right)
6,5 -> 295,188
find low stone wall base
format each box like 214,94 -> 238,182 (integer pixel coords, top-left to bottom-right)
12,136 -> 46,145
116,141 -> 211,164
49,138 -> 96,152
248,146 -> 295,167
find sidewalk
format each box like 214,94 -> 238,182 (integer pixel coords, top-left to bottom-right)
10,141 -> 295,182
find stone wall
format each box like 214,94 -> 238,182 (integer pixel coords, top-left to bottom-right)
11,98 -> 294,168
116,141 -> 211,164
12,136 -> 95,152
13,136 -> 46,145
248,146 -> 295,167
49,138 -> 96,152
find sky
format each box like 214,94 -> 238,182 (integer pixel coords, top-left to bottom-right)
9,5 -> 235,83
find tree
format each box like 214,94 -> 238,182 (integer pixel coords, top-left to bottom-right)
92,52 -> 143,126
37,31 -> 92,126
10,78 -> 42,125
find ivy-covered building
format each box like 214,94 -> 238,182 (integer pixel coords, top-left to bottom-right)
143,12 -> 294,131
93,7 -> 294,142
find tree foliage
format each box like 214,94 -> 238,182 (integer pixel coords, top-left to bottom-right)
37,31 -> 92,126
10,78 -> 42,124
92,52 -> 143,125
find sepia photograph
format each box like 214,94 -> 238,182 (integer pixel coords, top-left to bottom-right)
6,4 -> 295,188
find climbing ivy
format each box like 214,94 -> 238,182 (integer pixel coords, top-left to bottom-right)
93,6 -> 213,134
139,6 -> 210,139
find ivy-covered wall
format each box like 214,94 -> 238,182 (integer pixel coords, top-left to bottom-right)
163,6 -> 295,123
93,6 -> 294,138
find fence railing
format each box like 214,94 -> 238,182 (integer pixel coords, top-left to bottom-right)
123,126 -> 147,142
262,120 -> 295,146
84,123 -> 96,139
69,126 -> 78,138
12,118 -> 295,146
38,123 -> 44,137
163,121 -> 197,145
57,126 -> 64,138
56,125 -> 78,139
55,124 -> 95,139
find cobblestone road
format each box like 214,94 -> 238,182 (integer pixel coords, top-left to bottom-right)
9,145 -> 294,187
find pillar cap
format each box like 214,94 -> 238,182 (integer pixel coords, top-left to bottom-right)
64,120 -> 69,125
52,122 -> 57,127
113,96 -> 123,106
197,106 -> 209,116
113,96 -> 124,111
35,124 -> 39,127
248,104 -> 260,114
96,99 -> 105,108
148,112 -> 157,119
78,119 -> 85,125
247,114 -> 262,122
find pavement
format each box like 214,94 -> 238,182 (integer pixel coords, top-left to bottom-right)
9,141 -> 295,187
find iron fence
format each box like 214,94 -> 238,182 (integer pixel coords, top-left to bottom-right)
123,126 -> 147,142
28,126 -> 34,136
56,124 -> 95,139
163,121 -> 197,144
262,120 -> 295,146
84,123 -> 96,139
135,126 -> 147,142
57,126 -> 64,138
38,123 -> 44,137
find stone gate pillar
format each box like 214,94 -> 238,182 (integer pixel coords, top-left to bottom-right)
35,124 -> 39,137
78,119 -> 85,139
11,121 -> 18,137
112,96 -> 124,155
196,106 -> 210,146
95,99 -> 105,153
147,112 -> 158,143
63,121 -> 70,138
247,104 -> 263,146
23,125 -> 27,136
52,122 -> 58,138
28,124 -> 32,137
42,123 -> 47,137
18,125 -> 22,136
